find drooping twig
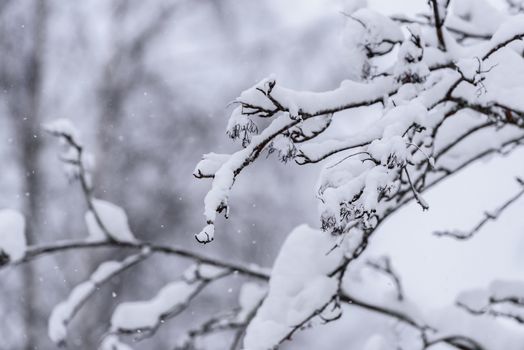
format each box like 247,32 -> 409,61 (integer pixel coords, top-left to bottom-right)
45,129 -> 117,242
366,256 -> 404,301
404,166 -> 429,211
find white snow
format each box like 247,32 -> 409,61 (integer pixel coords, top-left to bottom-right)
237,283 -> 267,322
458,279 -> 524,311
243,225 -> 343,350
342,8 -> 403,79
85,199 -> 136,242
49,281 -> 93,345
193,153 -> 231,178
183,263 -> 226,282
48,254 -> 146,345
100,335 -> 134,350
43,118 -> 81,145
0,209 -> 26,261
111,280 -> 200,332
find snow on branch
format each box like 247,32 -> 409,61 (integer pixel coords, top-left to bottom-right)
175,282 -> 266,350
457,280 -> 524,325
242,225 -> 345,349
45,119 -> 136,243
109,263 -> 230,339
196,10 -> 524,245
342,8 -> 404,78
85,199 -> 136,243
48,250 -> 150,346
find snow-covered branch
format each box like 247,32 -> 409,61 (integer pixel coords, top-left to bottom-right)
457,280 -> 524,325
48,250 -> 151,346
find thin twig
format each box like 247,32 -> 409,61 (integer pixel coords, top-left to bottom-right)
435,177 -> 524,240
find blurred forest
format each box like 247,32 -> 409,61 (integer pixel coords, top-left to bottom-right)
0,0 -> 346,348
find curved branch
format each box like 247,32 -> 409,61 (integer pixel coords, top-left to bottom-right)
7,239 -> 270,281
435,177 -> 524,239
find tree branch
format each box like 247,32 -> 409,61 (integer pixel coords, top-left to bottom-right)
5,239 -> 269,281
434,177 -> 524,240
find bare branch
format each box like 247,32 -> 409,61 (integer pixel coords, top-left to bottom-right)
435,177 -> 524,240
341,293 -> 485,350
5,239 -> 270,281
366,256 -> 404,301
429,0 -> 450,51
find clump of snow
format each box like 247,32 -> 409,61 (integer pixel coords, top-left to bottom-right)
394,25 -> 429,85
85,199 -> 136,242
453,0 -> 506,35
49,281 -> 93,345
243,225 -> 343,350
363,334 -> 388,350
48,254 -> 146,345
195,223 -> 215,244
316,101 -> 430,234
193,153 -> 231,178
111,280 -> 201,332
486,14 -> 524,58
43,118 -> 81,145
237,283 -> 267,322
268,134 -> 297,162
100,335 -> 134,350
342,9 -> 403,79
490,280 -> 524,300
458,279 -> 524,311
183,263 -> 226,282
457,289 -> 490,311
0,209 -> 26,263
226,106 -> 259,147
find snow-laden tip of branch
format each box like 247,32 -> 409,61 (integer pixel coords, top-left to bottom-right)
175,282 -> 267,349
44,118 -> 95,183
198,112 -> 297,243
193,153 -> 231,179
48,251 -> 149,346
43,118 -> 82,146
85,199 -> 136,243
195,223 -> 215,244
243,225 -> 344,350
